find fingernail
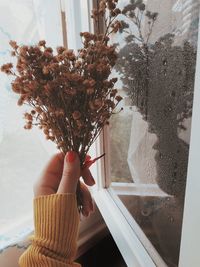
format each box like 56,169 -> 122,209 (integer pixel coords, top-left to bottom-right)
90,176 -> 95,185
66,151 -> 76,163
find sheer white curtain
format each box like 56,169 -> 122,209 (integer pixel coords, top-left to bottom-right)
0,0 -> 62,262
127,0 -> 200,186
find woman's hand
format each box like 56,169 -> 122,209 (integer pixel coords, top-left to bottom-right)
34,151 -> 95,217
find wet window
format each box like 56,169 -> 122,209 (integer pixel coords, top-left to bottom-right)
109,1 -> 200,266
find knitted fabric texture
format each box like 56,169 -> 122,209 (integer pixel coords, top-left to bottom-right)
19,193 -> 81,267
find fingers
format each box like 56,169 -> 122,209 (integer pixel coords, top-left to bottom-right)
81,167 -> 95,186
57,151 -> 80,194
80,182 -> 94,217
34,151 -> 96,214
34,152 -> 64,197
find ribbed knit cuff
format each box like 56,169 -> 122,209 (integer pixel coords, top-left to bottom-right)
32,193 -> 80,262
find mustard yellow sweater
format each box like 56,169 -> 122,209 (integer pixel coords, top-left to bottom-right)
19,193 -> 82,267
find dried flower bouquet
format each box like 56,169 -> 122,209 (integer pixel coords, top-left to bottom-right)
1,0 -> 124,209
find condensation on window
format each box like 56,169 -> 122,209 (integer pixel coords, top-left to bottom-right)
110,0 -> 200,266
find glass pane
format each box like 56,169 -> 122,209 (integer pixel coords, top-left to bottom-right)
109,0 -> 200,266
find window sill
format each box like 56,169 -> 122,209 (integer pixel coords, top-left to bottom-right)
93,188 -> 168,267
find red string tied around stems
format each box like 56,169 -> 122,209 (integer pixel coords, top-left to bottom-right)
82,153 -> 106,169
76,153 -> 106,213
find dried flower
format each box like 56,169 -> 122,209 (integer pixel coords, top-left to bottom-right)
72,111 -> 82,120
9,40 -> 18,50
38,40 -> 46,47
1,0 -> 125,210
115,95 -> 123,102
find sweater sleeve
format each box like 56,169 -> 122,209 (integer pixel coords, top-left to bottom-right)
19,193 -> 82,267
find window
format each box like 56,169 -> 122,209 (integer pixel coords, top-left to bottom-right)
0,1 -> 106,258
0,0 -> 62,242
88,1 -> 200,267
1,1 -> 200,266
109,1 -> 199,265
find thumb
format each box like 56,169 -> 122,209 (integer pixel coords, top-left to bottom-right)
57,151 -> 80,194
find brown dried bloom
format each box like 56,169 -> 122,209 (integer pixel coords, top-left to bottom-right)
1,1 -> 124,209
38,40 -> 46,47
72,111 -> 82,120
9,40 -> 18,50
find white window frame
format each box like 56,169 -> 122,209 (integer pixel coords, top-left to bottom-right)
3,0 -> 198,265
72,2 -> 200,267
